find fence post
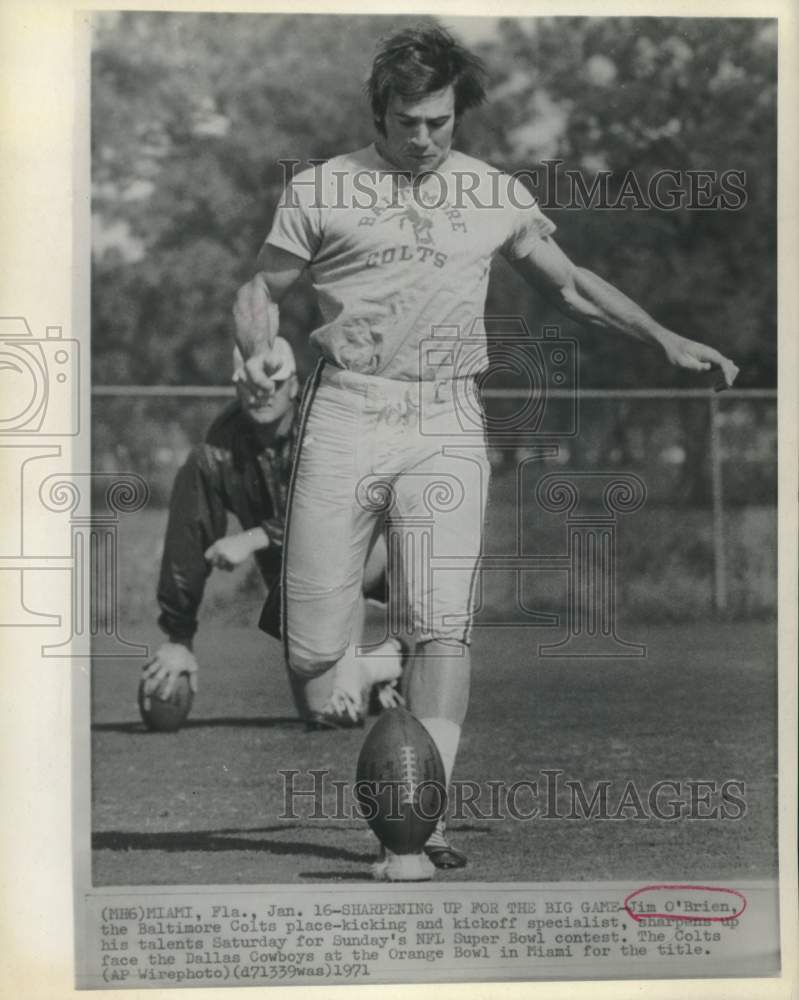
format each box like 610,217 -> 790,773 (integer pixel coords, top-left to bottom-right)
709,394 -> 727,614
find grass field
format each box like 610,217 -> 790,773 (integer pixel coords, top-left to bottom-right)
115,496 -> 777,634
92,614 -> 777,886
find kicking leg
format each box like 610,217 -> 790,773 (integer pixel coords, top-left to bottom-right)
407,640 -> 470,869
357,529 -> 406,708
391,439 -> 489,870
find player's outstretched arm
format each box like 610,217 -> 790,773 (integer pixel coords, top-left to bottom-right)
234,243 -> 307,392
511,236 -> 739,387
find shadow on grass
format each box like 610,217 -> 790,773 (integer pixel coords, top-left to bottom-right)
299,871 -> 376,881
92,716 -> 304,733
93,826 -> 372,864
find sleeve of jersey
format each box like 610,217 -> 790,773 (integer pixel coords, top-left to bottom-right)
501,176 -> 557,260
259,515 -> 284,554
156,449 -> 227,641
264,166 -> 325,262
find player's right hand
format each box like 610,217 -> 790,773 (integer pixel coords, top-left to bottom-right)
233,274 -> 280,392
142,642 -> 199,699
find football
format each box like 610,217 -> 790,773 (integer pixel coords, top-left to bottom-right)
138,673 -> 194,733
355,707 -> 446,856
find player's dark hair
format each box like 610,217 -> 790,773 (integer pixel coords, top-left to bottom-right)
367,26 -> 487,135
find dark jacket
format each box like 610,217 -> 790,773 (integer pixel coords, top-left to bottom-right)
156,400 -> 297,641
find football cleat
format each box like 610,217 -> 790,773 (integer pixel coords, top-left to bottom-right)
373,845 -> 435,882
307,688 -> 365,730
424,818 -> 467,869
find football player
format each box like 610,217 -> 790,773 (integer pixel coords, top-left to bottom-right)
233,27 -> 739,877
141,337 -> 404,729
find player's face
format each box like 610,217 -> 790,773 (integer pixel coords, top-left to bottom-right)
380,86 -> 456,174
237,374 -> 297,425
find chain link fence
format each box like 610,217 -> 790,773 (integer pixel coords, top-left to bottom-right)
92,387 -> 777,623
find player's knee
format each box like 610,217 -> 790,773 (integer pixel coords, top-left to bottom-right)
287,647 -> 345,679
417,629 -> 471,652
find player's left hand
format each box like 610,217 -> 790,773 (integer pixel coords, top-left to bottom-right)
205,530 -> 267,571
142,641 -> 199,698
661,332 -> 739,388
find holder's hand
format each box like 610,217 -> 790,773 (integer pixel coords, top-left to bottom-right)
205,529 -> 268,571
142,642 -> 199,698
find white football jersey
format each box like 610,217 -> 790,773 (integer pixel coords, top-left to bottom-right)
265,144 -> 555,381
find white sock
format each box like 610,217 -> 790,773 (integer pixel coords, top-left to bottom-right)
419,717 -> 461,787
331,646 -> 364,701
358,638 -> 403,685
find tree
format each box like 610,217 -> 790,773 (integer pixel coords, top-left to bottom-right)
478,16 -> 776,388
92,14 -> 776,389
92,12 -> 436,382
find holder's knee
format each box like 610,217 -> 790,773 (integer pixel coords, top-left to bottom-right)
287,647 -> 346,679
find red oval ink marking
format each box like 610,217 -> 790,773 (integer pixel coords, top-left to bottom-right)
623,884 -> 747,923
